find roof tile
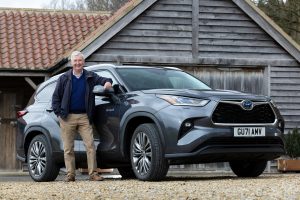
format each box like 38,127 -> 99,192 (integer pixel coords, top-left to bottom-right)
0,8 -> 111,70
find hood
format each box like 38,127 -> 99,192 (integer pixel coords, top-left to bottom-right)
142,89 -> 269,102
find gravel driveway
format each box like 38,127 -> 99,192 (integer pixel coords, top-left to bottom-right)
1,171 -> 300,199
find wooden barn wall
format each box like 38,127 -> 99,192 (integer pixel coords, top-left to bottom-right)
270,66 -> 300,132
197,0 -> 293,61
87,0 -> 193,65
86,0 -> 294,66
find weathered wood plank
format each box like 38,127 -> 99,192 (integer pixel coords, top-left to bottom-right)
199,32 -> 271,41
111,36 -> 192,44
276,103 -> 300,110
136,16 -> 191,25
199,13 -> 250,21
199,39 -> 277,47
271,84 -> 300,91
271,78 -> 300,84
199,46 -> 286,54
271,90 -> 300,97
127,23 -> 192,31
199,6 -> 243,14
93,50 -> 192,57
271,71 -> 300,78
144,10 -> 192,18
119,29 -> 192,37
160,0 -> 192,5
197,52 -> 292,60
271,67 -> 300,72
199,25 -> 264,34
271,96 -> 300,103
199,19 -> 257,27
151,4 -> 192,12
199,0 -> 236,8
103,42 -> 192,51
279,110 -> 300,116
283,116 -> 300,122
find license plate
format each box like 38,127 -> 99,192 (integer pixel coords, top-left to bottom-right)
234,127 -> 265,137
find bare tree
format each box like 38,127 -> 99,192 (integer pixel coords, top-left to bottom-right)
251,0 -> 300,44
43,0 -> 129,11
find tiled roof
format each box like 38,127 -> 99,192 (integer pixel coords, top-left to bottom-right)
0,8 -> 110,70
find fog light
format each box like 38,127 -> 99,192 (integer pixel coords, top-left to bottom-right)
184,122 -> 192,128
179,120 -> 194,139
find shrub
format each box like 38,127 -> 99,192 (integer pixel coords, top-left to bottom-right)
284,128 -> 300,159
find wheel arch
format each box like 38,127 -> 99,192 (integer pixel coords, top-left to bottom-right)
24,126 -> 55,162
120,112 -> 165,159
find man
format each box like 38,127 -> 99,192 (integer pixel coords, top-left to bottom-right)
52,51 -> 112,182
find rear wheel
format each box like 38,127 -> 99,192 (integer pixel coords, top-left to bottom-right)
229,160 -> 267,177
130,123 -> 169,181
27,135 -> 60,182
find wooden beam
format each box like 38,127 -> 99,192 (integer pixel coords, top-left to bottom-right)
88,54 -> 299,66
192,0 -> 199,60
24,77 -> 37,90
0,72 -> 48,77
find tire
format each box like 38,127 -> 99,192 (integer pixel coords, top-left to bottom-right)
229,160 -> 267,177
27,135 -> 60,182
117,166 -> 136,179
130,123 -> 169,181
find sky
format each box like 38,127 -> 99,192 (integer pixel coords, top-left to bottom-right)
0,0 -> 52,9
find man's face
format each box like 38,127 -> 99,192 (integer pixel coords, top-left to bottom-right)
71,55 -> 84,72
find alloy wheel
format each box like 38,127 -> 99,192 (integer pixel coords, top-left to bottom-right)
29,141 -> 47,177
132,132 -> 152,176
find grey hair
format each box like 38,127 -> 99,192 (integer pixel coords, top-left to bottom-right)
70,51 -> 85,61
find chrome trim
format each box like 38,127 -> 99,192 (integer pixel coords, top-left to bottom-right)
211,99 -> 277,126
214,119 -> 278,126
219,100 -> 268,110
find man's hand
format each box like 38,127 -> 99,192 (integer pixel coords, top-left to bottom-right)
103,82 -> 112,90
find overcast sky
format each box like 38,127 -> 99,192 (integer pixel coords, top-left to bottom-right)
0,0 -> 51,9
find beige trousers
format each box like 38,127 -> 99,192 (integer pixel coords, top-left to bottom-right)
59,114 -> 97,176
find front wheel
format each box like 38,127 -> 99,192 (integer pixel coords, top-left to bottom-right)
229,160 -> 267,177
130,123 -> 169,181
27,135 -> 60,182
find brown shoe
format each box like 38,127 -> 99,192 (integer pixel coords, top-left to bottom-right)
64,175 -> 75,182
89,173 -> 104,181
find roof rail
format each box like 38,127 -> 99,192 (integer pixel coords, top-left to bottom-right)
163,67 -> 182,71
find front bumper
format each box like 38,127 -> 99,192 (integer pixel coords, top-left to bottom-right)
155,101 -> 284,164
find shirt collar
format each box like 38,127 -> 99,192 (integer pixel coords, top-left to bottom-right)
72,70 -> 83,78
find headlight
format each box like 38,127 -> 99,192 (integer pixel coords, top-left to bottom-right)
157,95 -> 210,106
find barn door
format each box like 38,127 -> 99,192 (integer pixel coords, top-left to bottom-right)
183,67 -> 265,95
0,92 -> 21,169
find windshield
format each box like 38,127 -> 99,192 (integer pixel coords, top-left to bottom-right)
116,68 -> 211,91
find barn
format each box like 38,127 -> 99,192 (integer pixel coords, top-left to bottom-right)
0,0 -> 299,170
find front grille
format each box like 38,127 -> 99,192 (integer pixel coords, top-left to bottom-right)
212,102 -> 275,124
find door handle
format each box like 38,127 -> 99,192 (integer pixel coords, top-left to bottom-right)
46,108 -> 53,112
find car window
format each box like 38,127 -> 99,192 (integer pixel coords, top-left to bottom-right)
95,70 -> 118,85
116,68 -> 211,91
35,82 -> 57,102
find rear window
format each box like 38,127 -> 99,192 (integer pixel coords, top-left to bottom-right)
35,82 -> 57,102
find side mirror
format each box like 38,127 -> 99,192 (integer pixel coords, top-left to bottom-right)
93,85 -> 114,96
